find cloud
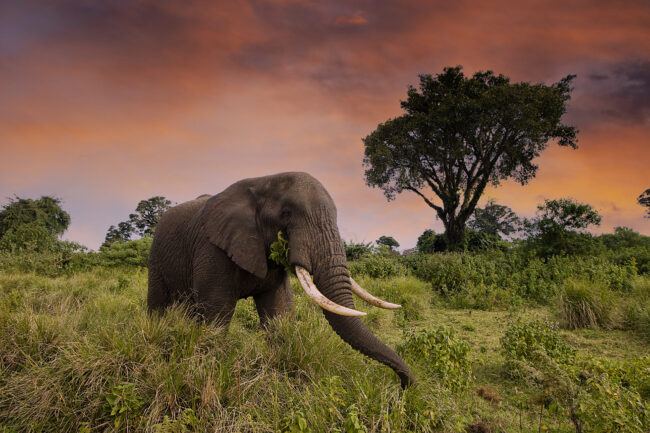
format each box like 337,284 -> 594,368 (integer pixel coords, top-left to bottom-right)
1,0 -> 649,249
335,11 -> 368,26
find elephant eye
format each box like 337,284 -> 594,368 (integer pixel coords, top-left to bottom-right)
281,210 -> 291,219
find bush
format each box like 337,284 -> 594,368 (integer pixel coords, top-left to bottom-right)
0,240 -> 88,276
348,255 -> 407,279
572,357 -> 650,432
501,320 -> 575,367
557,279 -> 617,329
344,241 -> 373,261
398,327 -> 473,391
98,237 -> 152,268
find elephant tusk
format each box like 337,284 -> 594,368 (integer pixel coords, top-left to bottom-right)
295,266 -> 366,317
350,277 -> 402,310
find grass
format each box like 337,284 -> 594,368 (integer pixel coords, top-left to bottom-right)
0,269 -> 648,432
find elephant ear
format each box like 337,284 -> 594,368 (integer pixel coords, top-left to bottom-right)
200,185 -> 267,279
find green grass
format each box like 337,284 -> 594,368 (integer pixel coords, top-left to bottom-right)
1,269 -> 648,432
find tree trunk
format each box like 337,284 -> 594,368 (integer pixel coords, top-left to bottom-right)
444,218 -> 466,251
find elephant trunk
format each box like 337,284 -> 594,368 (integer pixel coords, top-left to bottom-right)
311,244 -> 416,388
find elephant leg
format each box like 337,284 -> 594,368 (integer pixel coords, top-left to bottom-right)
193,259 -> 238,328
254,273 -> 294,326
147,265 -> 170,313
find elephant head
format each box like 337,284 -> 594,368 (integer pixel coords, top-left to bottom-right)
200,172 -> 416,388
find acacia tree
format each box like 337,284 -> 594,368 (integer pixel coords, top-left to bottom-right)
363,66 -> 578,250
376,235 -> 400,250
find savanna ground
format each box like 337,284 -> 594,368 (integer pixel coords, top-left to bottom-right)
1,249 -> 648,432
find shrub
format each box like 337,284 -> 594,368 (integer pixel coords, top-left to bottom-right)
501,320 -> 575,367
99,236 -> 152,268
557,279 -> 617,329
344,241 -> 373,261
572,357 -> 650,432
398,327 -> 473,391
348,255 -> 407,279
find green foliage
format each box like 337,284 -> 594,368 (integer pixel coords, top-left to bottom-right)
0,196 -> 70,239
363,66 -> 577,250
399,327 -> 473,391
343,240 -> 373,261
105,383 -> 144,427
501,320 -> 575,367
416,229 -> 446,254
524,198 -> 603,258
0,268 -> 647,432
99,236 -> 153,268
376,235 -> 399,250
104,196 -> 172,246
463,228 -> 504,252
343,404 -> 367,433
348,255 -> 407,279
281,410 -> 311,433
557,279 -> 616,329
152,408 -> 199,433
600,227 -> 650,275
0,196 -> 71,255
574,371 -> 649,432
269,231 -> 291,271
468,199 -> 521,237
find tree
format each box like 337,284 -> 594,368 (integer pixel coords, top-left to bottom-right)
0,196 -> 71,251
524,198 -> 602,257
0,196 -> 70,238
638,188 -> 650,218
103,196 -> 172,246
416,229 -> 447,253
104,221 -> 134,246
363,66 -> 577,250
129,196 -> 172,237
344,240 -> 374,261
468,199 -> 521,238
376,235 -> 400,250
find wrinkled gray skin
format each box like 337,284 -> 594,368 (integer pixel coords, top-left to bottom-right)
148,172 -> 416,388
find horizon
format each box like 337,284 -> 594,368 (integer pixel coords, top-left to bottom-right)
1,0 -> 649,250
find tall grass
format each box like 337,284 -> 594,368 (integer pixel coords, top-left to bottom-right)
1,268 -> 648,432
0,269 -> 463,432
556,279 -> 617,329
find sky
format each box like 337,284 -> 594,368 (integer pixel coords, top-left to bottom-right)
1,0 -> 649,250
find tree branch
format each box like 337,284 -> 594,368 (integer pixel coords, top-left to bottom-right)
405,186 -> 444,214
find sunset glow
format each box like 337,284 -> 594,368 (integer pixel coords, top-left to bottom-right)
1,0 -> 648,249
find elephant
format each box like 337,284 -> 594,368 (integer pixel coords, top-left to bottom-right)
147,172 -> 416,388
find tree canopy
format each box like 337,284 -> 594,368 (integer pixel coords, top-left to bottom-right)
376,235 -> 400,250
468,199 -> 521,238
524,198 -> 601,257
104,196 -> 172,246
363,66 -> 578,250
0,196 -> 71,252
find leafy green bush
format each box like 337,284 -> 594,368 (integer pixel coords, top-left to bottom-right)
398,327 -> 473,391
348,255 -> 407,279
0,240 -> 88,276
501,320 -> 575,367
403,250 -> 639,306
343,241 -> 373,261
557,279 -> 617,329
98,236 -> 152,268
571,357 -> 650,432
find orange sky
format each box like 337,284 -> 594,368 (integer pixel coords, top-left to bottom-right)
1,0 -> 648,249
